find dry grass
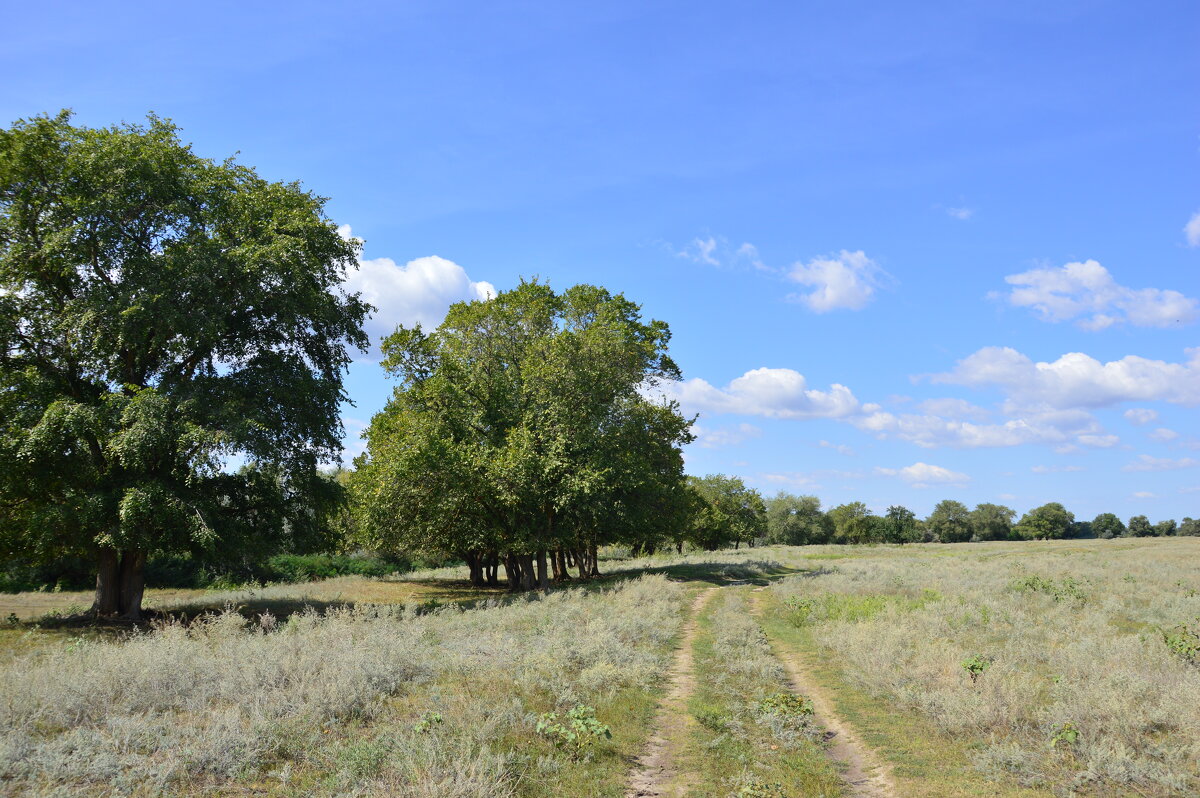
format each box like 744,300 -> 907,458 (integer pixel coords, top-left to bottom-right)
0,574 -> 684,797
767,538 -> 1200,795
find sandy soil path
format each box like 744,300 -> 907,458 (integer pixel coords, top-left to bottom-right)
625,586 -> 719,798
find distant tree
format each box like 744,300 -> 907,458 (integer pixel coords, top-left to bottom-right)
1154,519 -> 1178,537
0,112 -> 369,619
927,500 -> 972,543
765,493 -> 830,546
1127,515 -> 1153,537
969,503 -> 1015,541
1069,520 -> 1093,538
1014,503 -> 1075,540
828,502 -> 875,545
884,505 -> 921,544
1179,517 -> 1200,536
686,474 -> 767,550
1092,513 -> 1126,539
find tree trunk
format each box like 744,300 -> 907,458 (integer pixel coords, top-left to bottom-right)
575,548 -> 589,579
554,548 -> 571,582
676,540 -> 684,554
519,554 -> 536,591
485,554 -> 499,586
550,548 -> 562,582
535,549 -> 549,589
588,543 -> 600,577
93,547 -> 121,616
503,554 -> 522,592
117,549 -> 147,620
463,551 -> 485,587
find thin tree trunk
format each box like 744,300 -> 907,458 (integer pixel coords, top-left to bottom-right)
536,549 -> 549,589
93,547 -> 121,616
676,540 -> 684,554
575,548 -> 589,579
519,554 -> 536,591
555,548 -> 571,582
117,549 -> 147,620
589,543 -> 600,577
503,555 -> 522,592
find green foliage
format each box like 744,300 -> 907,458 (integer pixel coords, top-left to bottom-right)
0,111 -> 367,617
693,704 -> 731,732
1127,515 -> 1153,538
970,503 -> 1016,541
687,474 -> 767,550
1049,722 -> 1079,749
737,780 -> 788,798
351,280 -> 692,587
1092,512 -> 1126,539
757,692 -> 814,717
1154,519 -> 1177,537
1014,503 -> 1075,540
765,493 -> 829,545
884,505 -> 922,543
535,704 -> 611,759
827,501 -> 877,544
784,590 -> 937,626
961,654 -> 992,683
412,711 -> 444,734
928,499 -> 972,543
1179,517 -> 1200,537
1162,623 -> 1200,664
1010,574 -> 1088,602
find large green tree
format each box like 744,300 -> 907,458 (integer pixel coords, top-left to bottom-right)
828,501 -> 876,544
969,503 -> 1016,541
765,492 -> 830,546
685,474 -> 767,550
351,280 -> 692,589
927,499 -> 972,543
1014,503 -> 1075,540
1092,512 -> 1126,539
0,113 -> 368,618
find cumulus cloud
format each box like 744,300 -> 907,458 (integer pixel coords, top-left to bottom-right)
339,226 -> 496,347
1002,260 -> 1198,329
786,250 -> 886,312
1122,455 -> 1199,472
692,423 -> 762,449
1149,428 -> 1179,442
875,462 -> 970,488
662,368 -> 861,419
1186,211 -> 1200,247
852,406 -> 1116,450
915,398 -> 991,420
1124,408 -> 1159,425
931,346 -> 1200,408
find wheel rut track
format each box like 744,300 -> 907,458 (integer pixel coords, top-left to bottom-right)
625,586 -> 719,798
751,590 -> 897,798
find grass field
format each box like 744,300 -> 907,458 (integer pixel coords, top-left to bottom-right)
2,537 -> 1197,796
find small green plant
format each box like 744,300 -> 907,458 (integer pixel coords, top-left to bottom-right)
738,780 -> 788,798
1162,623 -> 1200,664
784,595 -> 817,625
693,705 -> 730,732
1010,574 -> 1088,603
535,704 -> 611,759
412,711 -> 444,733
962,654 -> 992,683
757,692 -> 814,717
1050,721 -> 1079,748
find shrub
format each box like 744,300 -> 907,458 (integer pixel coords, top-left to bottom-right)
1163,623 -> 1200,665
535,705 -> 612,759
757,692 -> 814,718
961,654 -> 992,683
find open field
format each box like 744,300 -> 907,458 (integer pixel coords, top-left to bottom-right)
2,537 -> 1198,796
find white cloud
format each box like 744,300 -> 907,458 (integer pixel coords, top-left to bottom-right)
692,423 -> 762,449
340,226 -> 495,347
1122,455 -> 1199,472
786,250 -> 885,312
676,236 -> 720,266
1149,427 -> 1179,442
1002,260 -> 1198,329
818,440 -> 855,456
932,346 -> 1200,408
663,368 -> 861,419
915,398 -> 991,421
1132,491 -> 1157,499
1031,464 -> 1085,473
852,406 -> 1115,450
875,462 -> 970,488
1186,211 -> 1200,247
1124,408 -> 1158,425
998,492 -> 1017,500
946,207 -> 974,220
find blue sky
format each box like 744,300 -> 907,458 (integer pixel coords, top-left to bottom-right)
4,0 -> 1198,521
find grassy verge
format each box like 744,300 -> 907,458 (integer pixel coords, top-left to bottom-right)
680,588 -> 843,797
757,593 -> 1054,798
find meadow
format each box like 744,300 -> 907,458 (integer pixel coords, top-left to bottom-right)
1,537 -> 1197,796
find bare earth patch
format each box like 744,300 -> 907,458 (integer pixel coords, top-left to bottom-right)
626,586 -> 719,797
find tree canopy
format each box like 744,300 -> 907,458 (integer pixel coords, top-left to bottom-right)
350,279 -> 693,589
0,112 -> 368,617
